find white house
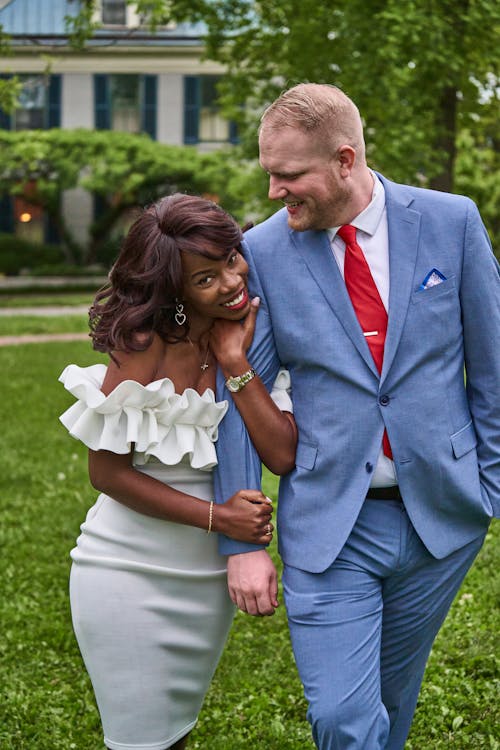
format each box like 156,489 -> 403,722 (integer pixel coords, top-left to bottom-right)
0,0 -> 237,245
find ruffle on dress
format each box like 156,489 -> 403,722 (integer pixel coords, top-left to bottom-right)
59,364 -> 228,470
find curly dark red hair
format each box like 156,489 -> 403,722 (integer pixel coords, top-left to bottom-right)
89,193 -> 243,353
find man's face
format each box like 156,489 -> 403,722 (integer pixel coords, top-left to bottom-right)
259,125 -> 351,231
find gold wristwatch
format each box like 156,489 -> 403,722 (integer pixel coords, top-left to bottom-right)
225,367 -> 257,393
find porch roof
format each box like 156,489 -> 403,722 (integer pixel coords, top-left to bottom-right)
0,0 -> 205,47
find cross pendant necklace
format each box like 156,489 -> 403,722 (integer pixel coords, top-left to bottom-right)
188,336 -> 211,371
198,340 -> 211,371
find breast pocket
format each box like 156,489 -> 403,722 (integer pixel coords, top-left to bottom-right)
411,275 -> 456,305
406,275 -> 461,351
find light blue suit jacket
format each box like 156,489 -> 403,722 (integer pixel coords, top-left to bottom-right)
214,174 -> 500,573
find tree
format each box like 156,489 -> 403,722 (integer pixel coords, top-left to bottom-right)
2,1 -> 498,246
185,0 -> 500,247
0,20 -> 21,112
3,1 -> 498,189
0,129 -> 247,265
81,0 -> 499,241
455,96 -> 500,255
78,130 -> 225,263
194,0 -> 499,193
0,129 -> 92,262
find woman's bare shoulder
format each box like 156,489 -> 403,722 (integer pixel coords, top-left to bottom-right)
101,332 -> 167,395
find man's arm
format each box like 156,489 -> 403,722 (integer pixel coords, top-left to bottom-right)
461,200 -> 500,515
214,239 -> 282,614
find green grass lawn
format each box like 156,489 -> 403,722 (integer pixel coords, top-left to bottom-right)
0,292 -> 94,308
0,341 -> 498,749
0,315 -> 89,336
0,295 -> 90,337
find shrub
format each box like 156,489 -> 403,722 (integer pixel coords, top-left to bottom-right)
0,233 -> 64,276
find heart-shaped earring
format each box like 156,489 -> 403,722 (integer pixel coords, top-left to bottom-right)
175,301 -> 187,326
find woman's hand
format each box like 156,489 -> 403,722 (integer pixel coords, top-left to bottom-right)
215,489 -> 274,544
209,297 -> 259,375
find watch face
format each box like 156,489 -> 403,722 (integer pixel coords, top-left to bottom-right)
226,369 -> 255,393
227,377 -> 240,392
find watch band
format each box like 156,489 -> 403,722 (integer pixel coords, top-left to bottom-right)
225,367 -> 257,393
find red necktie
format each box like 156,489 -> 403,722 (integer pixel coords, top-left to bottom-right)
338,224 -> 393,459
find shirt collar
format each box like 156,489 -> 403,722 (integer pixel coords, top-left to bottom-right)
328,171 -> 386,241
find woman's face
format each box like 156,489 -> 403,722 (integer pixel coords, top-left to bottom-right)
181,248 -> 250,326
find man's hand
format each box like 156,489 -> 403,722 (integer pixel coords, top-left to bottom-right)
227,549 -> 278,616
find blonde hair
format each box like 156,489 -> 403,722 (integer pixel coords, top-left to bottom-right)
260,83 -> 366,161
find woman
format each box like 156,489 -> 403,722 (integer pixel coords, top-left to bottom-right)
59,193 -> 297,750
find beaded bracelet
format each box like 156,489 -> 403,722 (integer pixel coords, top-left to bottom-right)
207,500 -> 214,534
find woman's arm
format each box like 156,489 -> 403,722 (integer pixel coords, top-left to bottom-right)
210,298 -> 297,475
88,449 -> 273,544
83,340 -> 273,544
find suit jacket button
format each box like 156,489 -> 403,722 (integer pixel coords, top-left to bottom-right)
379,394 -> 390,406
366,462 -> 374,473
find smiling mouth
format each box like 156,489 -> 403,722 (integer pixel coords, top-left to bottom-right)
284,201 -> 302,209
222,289 -> 247,308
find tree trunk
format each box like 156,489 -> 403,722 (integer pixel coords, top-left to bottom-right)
46,207 -> 84,265
85,202 -> 126,265
429,86 -> 457,193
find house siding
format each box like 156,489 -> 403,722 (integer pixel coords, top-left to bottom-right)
157,74 -> 183,145
61,74 -> 93,128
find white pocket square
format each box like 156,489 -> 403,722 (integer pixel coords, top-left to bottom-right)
419,268 -> 447,290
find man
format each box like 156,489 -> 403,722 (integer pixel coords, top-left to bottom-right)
214,83 -> 500,749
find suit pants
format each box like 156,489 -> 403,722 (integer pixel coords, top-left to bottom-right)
282,499 -> 485,750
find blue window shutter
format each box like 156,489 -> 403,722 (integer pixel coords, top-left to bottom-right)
0,74 -> 12,130
0,196 -> 14,232
141,75 -> 157,139
94,74 -> 110,129
183,76 -> 199,144
0,105 -> 11,130
44,213 -> 60,245
94,194 -> 106,220
229,119 -> 239,144
47,75 -> 61,128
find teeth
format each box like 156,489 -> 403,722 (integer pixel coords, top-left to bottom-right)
223,291 -> 245,307
286,201 -> 301,208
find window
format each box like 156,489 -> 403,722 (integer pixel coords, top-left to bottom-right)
94,74 -> 157,138
13,193 -> 44,244
199,77 -> 228,141
14,77 -> 45,129
0,76 -> 61,242
0,191 -> 52,244
102,0 -> 127,25
184,76 -> 238,145
110,75 -> 140,131
0,74 -> 61,131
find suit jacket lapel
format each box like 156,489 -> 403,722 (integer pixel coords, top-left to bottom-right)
290,228 -> 377,374
380,176 -> 421,380
289,177 -> 422,381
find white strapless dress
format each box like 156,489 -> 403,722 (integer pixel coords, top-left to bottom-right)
59,363 -> 291,750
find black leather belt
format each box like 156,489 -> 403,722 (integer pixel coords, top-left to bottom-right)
366,486 -> 402,501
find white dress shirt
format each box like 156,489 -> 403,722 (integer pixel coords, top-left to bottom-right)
328,173 -> 397,487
